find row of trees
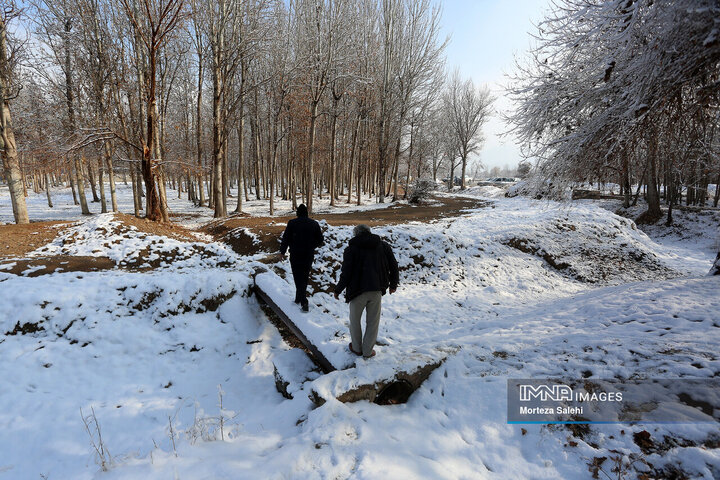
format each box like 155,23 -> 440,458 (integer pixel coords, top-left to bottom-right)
509,0 -> 720,223
0,0 -> 492,224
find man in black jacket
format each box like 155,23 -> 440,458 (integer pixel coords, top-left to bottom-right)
280,204 -> 323,312
334,224 -> 399,358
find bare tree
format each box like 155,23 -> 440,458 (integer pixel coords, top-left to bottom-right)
2,0 -> 511,224
188,0 -> 207,206
443,70 -> 492,190
120,0 -> 185,223
0,2 -> 28,224
74,0 -> 120,212
295,0 -> 348,213
29,0 -> 92,215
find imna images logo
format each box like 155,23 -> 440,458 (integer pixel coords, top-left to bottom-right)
519,384 -> 573,402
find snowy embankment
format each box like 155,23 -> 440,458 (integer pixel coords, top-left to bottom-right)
0,193 -> 718,479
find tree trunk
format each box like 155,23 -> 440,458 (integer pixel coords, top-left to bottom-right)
622,154 -> 631,208
212,105 -> 226,219
269,139 -> 277,216
404,124 -> 414,200
253,113 -> 261,200
665,175 -> 675,226
142,51 -> 164,222
645,135 -> 662,220
307,100 -> 319,213
74,155 -> 90,214
329,111 -> 338,207
63,16 -> 88,214
87,157 -> 99,202
234,114 -> 245,213
0,16 -> 28,224
98,158 -> 107,213
45,172 -> 53,208
347,114 -> 360,204
196,59 -> 205,207
104,142 -> 117,212
131,162 -> 140,217
69,164 -> 78,205
357,132 -> 364,206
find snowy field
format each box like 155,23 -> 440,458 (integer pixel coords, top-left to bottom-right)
1,185 -> 719,479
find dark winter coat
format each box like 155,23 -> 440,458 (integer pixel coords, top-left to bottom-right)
280,216 -> 324,258
334,232 -> 399,302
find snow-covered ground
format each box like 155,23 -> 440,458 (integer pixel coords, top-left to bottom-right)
1,186 -> 719,479
592,198 -> 720,272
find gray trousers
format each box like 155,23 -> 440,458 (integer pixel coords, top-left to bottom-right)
349,291 -> 382,357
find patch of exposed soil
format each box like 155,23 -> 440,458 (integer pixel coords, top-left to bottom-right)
202,196 -> 488,256
112,213 -> 202,242
0,221 -> 72,258
635,209 -> 664,225
0,255 -> 117,276
5,321 -> 45,335
504,238 -> 573,272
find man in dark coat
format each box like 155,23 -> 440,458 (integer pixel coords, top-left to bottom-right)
334,224 -> 399,358
280,204 -> 323,312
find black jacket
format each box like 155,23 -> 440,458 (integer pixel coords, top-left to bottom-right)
334,232 -> 399,302
280,216 -> 323,257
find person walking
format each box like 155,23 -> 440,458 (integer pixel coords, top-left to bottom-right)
280,204 -> 323,312
334,224 -> 399,359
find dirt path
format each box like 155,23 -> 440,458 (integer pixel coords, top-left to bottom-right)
202,195 -> 489,255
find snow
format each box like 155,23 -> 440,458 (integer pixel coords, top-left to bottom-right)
452,185 -> 507,198
1,185 -> 719,479
28,212 -> 240,271
256,268 -> 450,401
590,198 -> 720,275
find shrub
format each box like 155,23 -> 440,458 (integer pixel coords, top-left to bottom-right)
408,179 -> 435,204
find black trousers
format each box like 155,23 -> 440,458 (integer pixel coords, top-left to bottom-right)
290,254 -> 313,305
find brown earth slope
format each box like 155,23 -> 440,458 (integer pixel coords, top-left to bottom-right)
0,221 -> 72,258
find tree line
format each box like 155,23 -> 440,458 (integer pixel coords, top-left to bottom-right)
0,0 -> 492,224
508,0 -> 720,225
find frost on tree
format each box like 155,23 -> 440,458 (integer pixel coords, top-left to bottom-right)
508,0 -> 720,217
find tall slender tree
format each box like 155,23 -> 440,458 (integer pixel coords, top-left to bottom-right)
0,3 -> 28,224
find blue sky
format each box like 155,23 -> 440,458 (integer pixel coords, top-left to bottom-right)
439,0 -> 549,170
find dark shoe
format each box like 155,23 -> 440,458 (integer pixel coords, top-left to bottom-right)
349,343 -> 362,356
301,303 -> 309,312
294,299 -> 301,304
363,350 -> 376,359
